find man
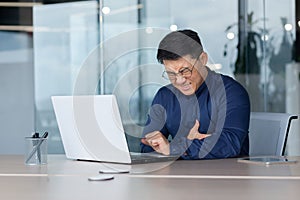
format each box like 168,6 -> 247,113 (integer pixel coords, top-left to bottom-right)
140,29 -> 250,159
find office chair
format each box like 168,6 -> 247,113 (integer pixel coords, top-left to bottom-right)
249,112 -> 298,156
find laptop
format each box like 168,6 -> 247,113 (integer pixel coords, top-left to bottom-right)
51,95 -> 178,164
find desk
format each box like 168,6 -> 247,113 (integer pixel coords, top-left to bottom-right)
1,175 -> 300,200
137,156 -> 300,179
1,155 -> 300,178
1,155 -> 300,200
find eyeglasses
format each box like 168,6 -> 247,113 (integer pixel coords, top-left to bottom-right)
162,57 -> 198,81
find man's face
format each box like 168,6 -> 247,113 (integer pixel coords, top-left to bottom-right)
163,53 -> 207,96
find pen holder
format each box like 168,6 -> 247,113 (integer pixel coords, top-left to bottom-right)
24,137 -> 48,165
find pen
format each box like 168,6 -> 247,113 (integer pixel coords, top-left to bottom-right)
26,132 -> 48,164
32,133 -> 41,163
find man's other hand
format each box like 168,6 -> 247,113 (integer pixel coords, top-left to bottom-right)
187,120 -> 211,140
141,131 -> 170,155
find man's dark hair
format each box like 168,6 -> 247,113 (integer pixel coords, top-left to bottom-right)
156,29 -> 204,64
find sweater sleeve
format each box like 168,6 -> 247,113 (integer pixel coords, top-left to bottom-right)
172,77 -> 250,159
140,89 -> 170,153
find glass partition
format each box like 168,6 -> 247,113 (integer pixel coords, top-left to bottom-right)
33,1 -> 99,153
0,30 -> 35,154
233,0 -> 295,112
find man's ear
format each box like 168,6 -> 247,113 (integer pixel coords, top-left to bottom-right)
200,52 -> 208,66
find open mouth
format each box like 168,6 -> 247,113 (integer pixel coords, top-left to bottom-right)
181,83 -> 191,91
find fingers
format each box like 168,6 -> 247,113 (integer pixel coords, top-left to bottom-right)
197,133 -> 212,140
187,120 -> 211,140
144,131 -> 160,139
141,131 -> 170,155
150,137 -> 163,147
141,137 -> 161,147
141,138 -> 149,145
141,131 -> 163,147
188,132 -> 211,140
187,120 -> 200,140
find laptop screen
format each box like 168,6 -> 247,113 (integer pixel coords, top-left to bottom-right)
51,95 -> 132,163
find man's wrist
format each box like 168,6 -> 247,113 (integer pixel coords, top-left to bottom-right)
169,137 -> 189,155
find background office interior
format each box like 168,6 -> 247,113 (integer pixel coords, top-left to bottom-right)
0,0 -> 300,155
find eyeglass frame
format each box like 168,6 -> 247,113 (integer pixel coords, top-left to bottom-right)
161,55 -> 200,81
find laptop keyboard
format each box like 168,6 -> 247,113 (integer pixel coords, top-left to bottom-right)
130,152 -> 178,163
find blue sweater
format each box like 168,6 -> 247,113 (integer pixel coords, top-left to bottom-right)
141,68 -> 250,159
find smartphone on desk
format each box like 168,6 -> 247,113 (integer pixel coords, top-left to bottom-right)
238,156 -> 298,165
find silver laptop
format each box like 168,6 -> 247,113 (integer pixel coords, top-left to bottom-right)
51,95 -> 178,164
